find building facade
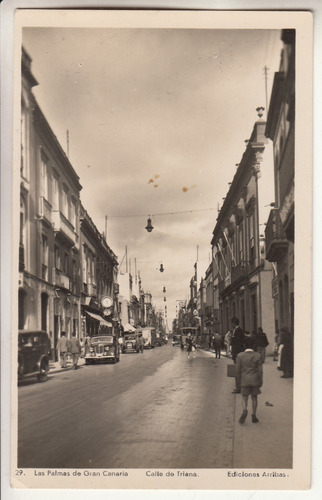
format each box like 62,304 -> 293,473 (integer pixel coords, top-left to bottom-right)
211,117 -> 275,350
20,48 -> 82,359
19,47 -> 120,359
80,204 -> 119,340
265,29 -> 295,336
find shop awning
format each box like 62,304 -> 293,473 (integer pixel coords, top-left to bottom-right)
86,311 -> 112,327
123,323 -> 136,332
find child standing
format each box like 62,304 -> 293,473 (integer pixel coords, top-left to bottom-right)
236,336 -> 263,424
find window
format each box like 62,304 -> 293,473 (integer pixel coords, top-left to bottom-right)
83,246 -> 87,285
21,103 -> 28,178
53,176 -> 59,211
71,198 -> 76,229
63,252 -> 69,275
41,235 -> 48,280
238,224 -> 243,263
40,155 -> 49,200
62,187 -> 68,219
54,245 -> 60,269
72,259 -> 77,292
249,212 -> 255,261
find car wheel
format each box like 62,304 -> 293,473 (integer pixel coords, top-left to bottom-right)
37,360 -> 48,382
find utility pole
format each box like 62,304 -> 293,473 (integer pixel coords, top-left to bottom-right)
66,130 -> 69,158
105,215 -> 108,241
263,66 -> 269,117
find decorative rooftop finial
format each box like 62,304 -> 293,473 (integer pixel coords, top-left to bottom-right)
256,106 -> 265,119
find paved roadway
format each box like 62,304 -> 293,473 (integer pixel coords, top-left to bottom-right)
18,344 -> 236,469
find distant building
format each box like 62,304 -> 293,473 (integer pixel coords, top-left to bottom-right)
211,116 -> 275,349
80,204 -> 118,338
265,29 -> 295,336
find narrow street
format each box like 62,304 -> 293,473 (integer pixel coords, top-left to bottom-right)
18,344 -> 292,470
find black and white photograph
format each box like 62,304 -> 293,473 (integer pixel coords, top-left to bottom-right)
3,6 -> 314,494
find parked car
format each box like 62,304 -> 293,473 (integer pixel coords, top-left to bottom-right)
85,335 -> 120,364
18,330 -> 51,383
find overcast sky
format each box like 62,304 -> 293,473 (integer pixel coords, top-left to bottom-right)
22,26 -> 282,327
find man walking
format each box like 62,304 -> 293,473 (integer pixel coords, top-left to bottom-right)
56,331 -> 71,368
236,336 -> 263,424
213,332 -> 222,359
231,317 -> 245,393
254,327 -> 269,363
69,332 -> 81,369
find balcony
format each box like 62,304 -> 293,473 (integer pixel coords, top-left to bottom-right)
265,209 -> 288,262
53,268 -> 71,291
52,210 -> 75,247
231,261 -> 249,284
218,273 -> 231,294
39,196 -> 52,225
87,283 -> 97,297
19,243 -> 24,272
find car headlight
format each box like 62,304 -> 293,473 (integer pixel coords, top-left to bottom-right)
89,347 -> 94,352
105,346 -> 109,351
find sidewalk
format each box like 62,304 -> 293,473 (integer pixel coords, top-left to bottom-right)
203,348 -> 293,468
231,354 -> 293,468
49,355 -> 86,375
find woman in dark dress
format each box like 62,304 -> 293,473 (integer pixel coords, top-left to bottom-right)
279,327 -> 293,378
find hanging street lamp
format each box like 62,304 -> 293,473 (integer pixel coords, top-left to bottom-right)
145,217 -> 153,232
159,263 -> 164,273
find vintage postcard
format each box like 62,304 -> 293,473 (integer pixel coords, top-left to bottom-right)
3,5 -> 313,495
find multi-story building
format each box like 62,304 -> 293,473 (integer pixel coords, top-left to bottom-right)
80,204 -> 118,338
265,29 -> 295,336
211,116 -> 275,350
19,47 -> 82,359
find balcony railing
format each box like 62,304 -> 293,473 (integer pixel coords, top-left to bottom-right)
52,210 -> 75,247
19,243 -> 25,272
53,268 -> 71,291
218,273 -> 231,294
231,261 -> 248,284
39,196 -> 52,224
265,208 -> 288,262
87,283 -> 97,297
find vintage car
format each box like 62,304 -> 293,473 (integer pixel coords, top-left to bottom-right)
123,332 -> 141,353
172,334 -> 181,347
18,330 -> 51,382
85,335 -> 120,364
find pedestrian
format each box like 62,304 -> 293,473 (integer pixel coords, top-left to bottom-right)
118,335 -> 124,353
254,327 -> 269,363
273,333 -> 279,361
186,333 -> 195,359
56,331 -> 71,368
138,333 -> 144,353
279,327 -> 293,378
224,330 -> 232,356
236,336 -> 263,424
69,332 -> 81,369
230,317 -> 245,394
213,332 -> 222,359
79,337 -> 85,358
